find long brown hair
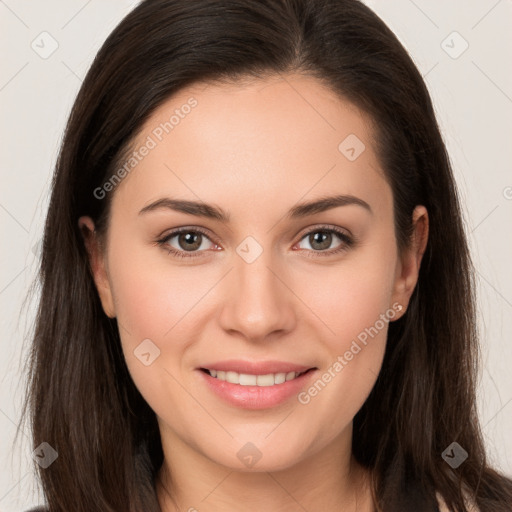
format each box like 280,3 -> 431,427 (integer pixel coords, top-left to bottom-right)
18,0 -> 512,511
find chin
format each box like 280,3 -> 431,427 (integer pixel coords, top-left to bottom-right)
201,435 -> 312,473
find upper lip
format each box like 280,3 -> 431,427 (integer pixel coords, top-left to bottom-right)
198,360 -> 316,375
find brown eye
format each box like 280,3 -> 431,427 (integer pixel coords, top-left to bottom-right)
307,231 -> 334,251
158,228 -> 218,259
176,231 -> 203,251
296,226 -> 353,255
298,226 -> 356,258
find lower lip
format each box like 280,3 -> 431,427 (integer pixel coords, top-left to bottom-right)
197,369 -> 317,410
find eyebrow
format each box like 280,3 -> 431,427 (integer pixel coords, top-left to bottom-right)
138,194 -> 372,221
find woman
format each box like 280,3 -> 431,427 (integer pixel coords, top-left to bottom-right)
18,0 -> 512,511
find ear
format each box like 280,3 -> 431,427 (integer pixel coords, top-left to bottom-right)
78,216 -> 116,318
390,205 -> 429,319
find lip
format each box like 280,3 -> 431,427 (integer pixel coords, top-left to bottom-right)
196,360 -> 318,410
197,359 -> 314,374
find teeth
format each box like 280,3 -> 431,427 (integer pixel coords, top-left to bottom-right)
206,369 -> 305,386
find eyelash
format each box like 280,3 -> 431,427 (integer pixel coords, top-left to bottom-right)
156,225 -> 355,260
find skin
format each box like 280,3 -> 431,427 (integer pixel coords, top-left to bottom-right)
79,73 -> 428,512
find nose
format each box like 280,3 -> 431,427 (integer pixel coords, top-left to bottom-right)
218,246 -> 297,343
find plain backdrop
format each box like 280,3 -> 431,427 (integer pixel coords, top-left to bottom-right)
1,0 -> 511,510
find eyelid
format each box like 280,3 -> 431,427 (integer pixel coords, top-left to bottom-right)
158,225 -> 219,244
294,223 -> 353,241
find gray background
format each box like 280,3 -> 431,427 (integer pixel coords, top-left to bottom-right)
1,0 -> 511,509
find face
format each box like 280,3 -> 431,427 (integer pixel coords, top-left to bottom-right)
80,73 -> 427,473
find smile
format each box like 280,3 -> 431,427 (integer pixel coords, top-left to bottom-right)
200,368 -> 311,386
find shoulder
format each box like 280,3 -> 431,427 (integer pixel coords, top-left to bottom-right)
436,491 -> 480,512
24,508 -> 48,512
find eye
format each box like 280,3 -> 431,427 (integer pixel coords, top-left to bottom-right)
156,224 -> 355,260
157,228 -> 219,259
294,225 -> 354,257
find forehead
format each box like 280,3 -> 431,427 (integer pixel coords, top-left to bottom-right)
111,73 -> 391,220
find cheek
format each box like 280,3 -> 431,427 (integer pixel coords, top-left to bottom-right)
293,244 -> 397,429
105,239 -> 207,398
302,243 -> 397,349
107,245 -> 205,428
107,238 -> 204,341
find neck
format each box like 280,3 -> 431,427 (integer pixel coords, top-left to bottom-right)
155,422 -> 374,512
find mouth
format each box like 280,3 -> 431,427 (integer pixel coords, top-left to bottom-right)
196,359 -> 319,409
199,367 -> 316,387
